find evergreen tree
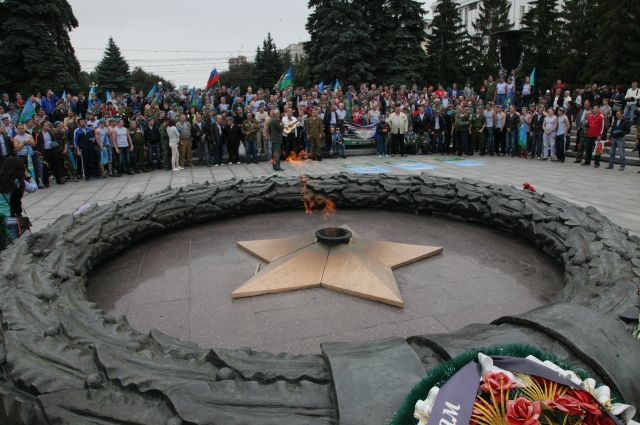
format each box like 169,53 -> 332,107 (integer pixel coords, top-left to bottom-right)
472,0 -> 512,76
131,67 -> 175,92
305,0 -> 374,85
521,0 -> 561,89
94,37 -> 132,94
0,0 -> 81,94
558,0 -> 598,84
361,0 -> 391,82
375,0 -> 428,85
427,0 -> 471,85
281,50 -> 293,70
585,0 -> 640,83
254,33 -> 283,89
293,55 -> 312,88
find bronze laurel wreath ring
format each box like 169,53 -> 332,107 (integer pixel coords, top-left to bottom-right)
0,173 -> 638,425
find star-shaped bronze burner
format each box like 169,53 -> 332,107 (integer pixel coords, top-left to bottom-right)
232,226 -> 442,307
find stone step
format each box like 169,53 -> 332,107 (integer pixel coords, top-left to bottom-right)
321,338 -> 426,425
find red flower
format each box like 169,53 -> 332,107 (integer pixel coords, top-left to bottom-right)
567,390 -> 603,416
506,397 -> 541,425
547,390 -> 602,417
480,372 -> 518,397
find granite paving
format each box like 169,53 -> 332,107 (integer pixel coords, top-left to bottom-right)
22,155 -> 640,234
87,210 -> 563,354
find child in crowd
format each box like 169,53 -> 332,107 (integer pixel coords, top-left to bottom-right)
331,126 -> 345,159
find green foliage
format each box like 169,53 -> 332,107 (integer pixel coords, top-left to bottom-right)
390,344 -> 589,425
0,0 -> 81,94
371,0 -> 428,85
558,0 -> 597,84
585,0 -> 640,84
427,0 -> 471,85
130,67 -> 175,92
293,55 -> 312,88
218,62 -> 257,92
521,0 -> 561,89
254,33 -> 284,90
305,0 -> 374,85
94,37 -> 132,94
471,0 -> 512,76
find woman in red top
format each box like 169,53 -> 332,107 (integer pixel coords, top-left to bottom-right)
582,105 -> 604,167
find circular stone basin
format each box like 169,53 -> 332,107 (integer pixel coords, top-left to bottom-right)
87,210 -> 564,354
315,227 -> 352,246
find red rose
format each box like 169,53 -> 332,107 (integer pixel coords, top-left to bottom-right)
480,372 -> 518,397
506,397 -> 541,425
548,390 -> 602,417
567,390 -> 603,416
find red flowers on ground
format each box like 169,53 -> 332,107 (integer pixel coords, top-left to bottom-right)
506,397 -> 541,425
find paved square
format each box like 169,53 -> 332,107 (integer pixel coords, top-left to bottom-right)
23,155 -> 640,235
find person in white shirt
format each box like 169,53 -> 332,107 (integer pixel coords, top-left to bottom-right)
623,81 -> 639,122
386,105 -> 409,157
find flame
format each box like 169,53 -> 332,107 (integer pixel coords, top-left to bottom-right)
300,175 -> 336,220
286,150 -> 307,167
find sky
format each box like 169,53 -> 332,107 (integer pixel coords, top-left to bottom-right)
68,0 -> 434,88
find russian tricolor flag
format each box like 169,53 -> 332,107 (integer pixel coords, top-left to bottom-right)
205,68 -> 219,91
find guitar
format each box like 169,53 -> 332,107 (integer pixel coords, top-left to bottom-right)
282,117 -> 298,136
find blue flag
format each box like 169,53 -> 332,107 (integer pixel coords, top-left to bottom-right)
88,84 -> 96,107
318,81 -> 325,93
18,100 -> 35,124
147,84 -> 158,99
333,79 -> 341,93
530,68 -> 536,86
106,90 -> 112,104
61,90 -> 67,101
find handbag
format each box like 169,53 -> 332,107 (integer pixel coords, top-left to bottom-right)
1,194 -> 31,238
238,141 -> 246,157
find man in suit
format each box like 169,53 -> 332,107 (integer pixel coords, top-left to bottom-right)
412,105 -> 430,154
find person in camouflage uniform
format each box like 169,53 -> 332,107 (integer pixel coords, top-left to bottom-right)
241,112 -> 260,164
452,105 -> 471,156
470,106 -> 486,155
485,75 -> 497,104
129,121 -> 147,172
160,117 -> 170,170
306,107 -> 324,160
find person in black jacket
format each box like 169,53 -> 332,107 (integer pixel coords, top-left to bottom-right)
144,118 -> 162,169
75,93 -> 88,118
430,109 -> 446,154
412,105 -> 430,154
607,110 -> 631,170
224,117 -> 243,164
0,125 -> 15,169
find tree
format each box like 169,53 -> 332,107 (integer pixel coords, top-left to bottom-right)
292,55 -> 311,88
281,50 -> 293,70
557,0 -> 597,84
0,0 -> 81,94
305,0 -> 374,85
94,37 -> 132,95
254,33 -> 283,89
584,0 -> 640,84
130,67 -> 175,92
218,62 -> 257,91
426,0 -> 471,85
374,0 -> 428,85
472,0 -> 512,76
521,0 -> 561,89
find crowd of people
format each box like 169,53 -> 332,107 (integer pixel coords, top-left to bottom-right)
1,72 -> 639,194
